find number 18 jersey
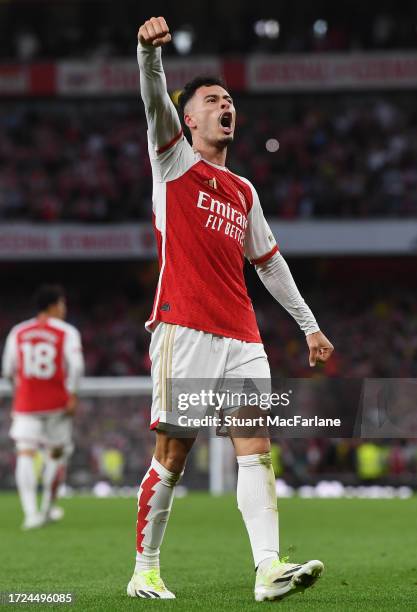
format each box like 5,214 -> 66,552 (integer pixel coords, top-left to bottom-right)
2,317 -> 83,413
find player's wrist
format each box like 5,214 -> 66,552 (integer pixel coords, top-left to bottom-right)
137,40 -> 161,53
305,325 -> 320,336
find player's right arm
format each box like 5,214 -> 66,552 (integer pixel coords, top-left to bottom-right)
1,327 -> 17,382
137,17 -> 182,154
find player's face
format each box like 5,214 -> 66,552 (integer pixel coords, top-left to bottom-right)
55,298 -> 67,320
185,85 -> 236,148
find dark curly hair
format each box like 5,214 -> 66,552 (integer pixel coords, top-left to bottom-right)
34,284 -> 65,312
178,75 -> 227,136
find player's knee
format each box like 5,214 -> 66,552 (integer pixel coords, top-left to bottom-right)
155,433 -> 194,474
16,442 -> 37,456
155,442 -> 190,473
50,446 -> 64,459
233,436 -> 270,457
16,449 -> 37,457
156,450 -> 187,474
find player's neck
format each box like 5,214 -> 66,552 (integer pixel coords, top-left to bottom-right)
37,308 -> 62,322
193,141 -> 227,167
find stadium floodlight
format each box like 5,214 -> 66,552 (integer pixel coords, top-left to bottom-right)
254,19 -> 280,39
265,138 -> 280,152
313,19 -> 328,38
172,27 -> 194,55
264,20 -> 280,39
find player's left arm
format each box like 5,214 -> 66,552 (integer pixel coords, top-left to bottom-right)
255,254 -> 334,366
1,328 -> 17,382
244,186 -> 334,367
63,327 -> 85,414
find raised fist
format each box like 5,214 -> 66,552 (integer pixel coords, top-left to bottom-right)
138,17 -> 171,47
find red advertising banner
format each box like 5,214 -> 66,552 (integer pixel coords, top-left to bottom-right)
1,53 -> 417,97
1,221 -> 417,259
247,53 -> 417,91
0,65 -> 29,95
0,225 -> 155,260
0,63 -> 55,96
56,57 -> 221,95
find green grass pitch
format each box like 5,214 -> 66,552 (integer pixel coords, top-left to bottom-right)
0,493 -> 416,611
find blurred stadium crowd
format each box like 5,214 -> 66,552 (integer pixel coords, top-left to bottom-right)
1,256 -> 416,487
1,394 -> 416,488
1,95 -> 417,221
1,259 -> 416,379
1,0 -> 417,59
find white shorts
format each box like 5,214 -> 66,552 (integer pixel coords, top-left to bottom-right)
149,323 -> 270,431
9,411 -> 73,452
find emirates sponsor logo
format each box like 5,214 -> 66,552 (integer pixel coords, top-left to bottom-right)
196,190 -> 247,246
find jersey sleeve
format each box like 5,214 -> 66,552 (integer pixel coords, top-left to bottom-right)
244,184 -> 279,264
1,327 -> 17,380
63,326 -> 84,393
137,43 -> 195,183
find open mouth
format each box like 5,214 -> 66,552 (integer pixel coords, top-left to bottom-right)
219,112 -> 233,132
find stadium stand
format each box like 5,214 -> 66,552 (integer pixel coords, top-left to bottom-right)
1,96 -> 417,222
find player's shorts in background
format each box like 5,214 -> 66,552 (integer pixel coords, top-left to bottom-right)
149,322 -> 270,431
9,411 -> 73,451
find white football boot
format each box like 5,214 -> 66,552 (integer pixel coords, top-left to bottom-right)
255,558 -> 324,602
127,568 -> 175,599
22,513 -> 46,530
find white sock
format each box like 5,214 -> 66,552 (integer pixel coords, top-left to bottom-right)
135,457 -> 181,572
41,456 -> 65,516
16,454 -> 38,518
237,452 -> 279,568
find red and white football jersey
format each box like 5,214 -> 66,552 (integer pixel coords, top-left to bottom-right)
146,131 -> 278,343
2,317 -> 84,413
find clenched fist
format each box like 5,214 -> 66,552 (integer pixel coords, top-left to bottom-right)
138,16 -> 171,47
306,331 -> 334,367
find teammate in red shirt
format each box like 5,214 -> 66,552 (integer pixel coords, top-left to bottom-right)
128,17 -> 334,602
2,285 -> 84,529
